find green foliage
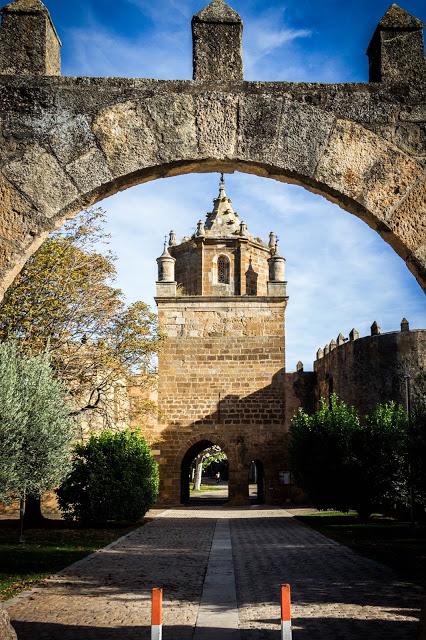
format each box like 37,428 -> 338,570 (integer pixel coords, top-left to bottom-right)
0,208 -> 162,423
200,446 -> 227,470
56,429 -> 159,525
289,395 -> 360,513
353,402 -> 408,519
289,395 -> 409,519
0,340 -> 75,504
409,396 -> 426,516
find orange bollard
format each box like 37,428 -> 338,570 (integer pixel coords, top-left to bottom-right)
151,587 -> 163,640
281,584 -> 292,640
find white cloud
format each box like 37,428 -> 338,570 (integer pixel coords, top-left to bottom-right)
63,21 -> 191,78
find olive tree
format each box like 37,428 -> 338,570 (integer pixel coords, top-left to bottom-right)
0,341 -> 75,539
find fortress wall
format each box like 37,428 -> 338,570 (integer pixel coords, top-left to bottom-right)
314,328 -> 426,415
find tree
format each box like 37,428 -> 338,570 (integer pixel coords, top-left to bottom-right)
191,446 -> 226,491
0,340 -> 75,539
289,395 -> 360,513
353,402 -> 408,520
0,208 -> 161,428
56,429 -> 159,525
289,395 -> 410,519
409,396 -> 426,519
0,208 -> 161,524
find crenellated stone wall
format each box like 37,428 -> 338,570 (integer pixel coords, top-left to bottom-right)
314,322 -> 426,415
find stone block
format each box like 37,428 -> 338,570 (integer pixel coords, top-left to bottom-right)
238,98 -> 335,179
0,609 -> 17,640
387,178 -> 426,257
196,93 -> 239,158
65,148 -> 112,194
156,281 -> 177,298
0,0 -> 61,76
3,143 -> 78,217
315,119 -> 424,223
192,1 -> 243,82
0,175 -> 39,243
267,281 -> 287,297
367,5 -> 426,83
49,115 -> 97,165
93,95 -> 197,177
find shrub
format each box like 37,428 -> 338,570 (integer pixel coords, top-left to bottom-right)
57,429 -> 159,525
409,397 -> 426,519
352,402 -> 408,520
289,395 -> 360,513
289,395 -> 409,520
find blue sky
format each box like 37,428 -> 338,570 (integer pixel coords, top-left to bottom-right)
44,0 -> 425,369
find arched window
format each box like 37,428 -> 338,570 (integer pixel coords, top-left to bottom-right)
217,255 -> 230,284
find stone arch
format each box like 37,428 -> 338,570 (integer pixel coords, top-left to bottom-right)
249,459 -> 265,505
0,100 -> 425,299
0,0 -> 424,296
178,433 -> 231,504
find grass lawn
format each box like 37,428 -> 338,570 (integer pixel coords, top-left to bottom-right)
0,519 -> 140,601
296,511 -> 426,588
190,484 -> 227,494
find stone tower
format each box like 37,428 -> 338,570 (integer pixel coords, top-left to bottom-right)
155,175 -> 289,505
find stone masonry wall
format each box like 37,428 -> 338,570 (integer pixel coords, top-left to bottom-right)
171,240 -> 271,297
155,296 -> 291,505
171,240 -> 203,296
157,298 -> 286,426
314,329 -> 426,415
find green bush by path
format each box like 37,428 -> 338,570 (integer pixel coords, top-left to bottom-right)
289,395 -> 409,520
57,429 -> 159,525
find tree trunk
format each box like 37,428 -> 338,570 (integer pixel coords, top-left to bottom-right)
23,495 -> 47,527
193,457 -> 203,491
19,494 -> 26,544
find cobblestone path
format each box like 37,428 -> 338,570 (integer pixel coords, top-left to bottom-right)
231,509 -> 423,639
5,506 -> 424,639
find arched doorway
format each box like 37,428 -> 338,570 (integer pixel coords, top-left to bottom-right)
180,440 -> 229,505
249,460 -> 265,505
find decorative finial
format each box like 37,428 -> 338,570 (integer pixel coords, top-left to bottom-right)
401,318 -> 410,332
196,220 -> 206,237
218,173 -> 227,199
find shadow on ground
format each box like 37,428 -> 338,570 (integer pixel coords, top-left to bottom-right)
12,617 -> 421,640
6,509 -> 425,640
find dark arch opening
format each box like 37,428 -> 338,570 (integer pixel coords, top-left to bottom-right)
249,460 -> 265,504
180,439 -> 229,505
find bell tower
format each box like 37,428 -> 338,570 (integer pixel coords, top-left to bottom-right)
155,175 -> 289,505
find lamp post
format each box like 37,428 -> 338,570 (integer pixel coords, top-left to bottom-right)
404,372 -> 415,524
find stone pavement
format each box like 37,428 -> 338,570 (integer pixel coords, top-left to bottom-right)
4,506 -> 424,639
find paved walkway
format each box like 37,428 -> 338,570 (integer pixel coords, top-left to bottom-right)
5,506 -> 424,639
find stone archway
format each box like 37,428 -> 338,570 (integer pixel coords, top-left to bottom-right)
180,438 -> 229,504
249,460 -> 265,505
0,0 -> 424,298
